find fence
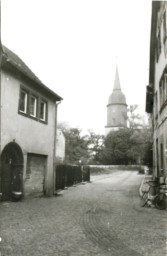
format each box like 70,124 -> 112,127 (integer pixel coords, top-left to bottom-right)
55,165 -> 90,191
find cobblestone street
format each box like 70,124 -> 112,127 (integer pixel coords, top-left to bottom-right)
0,171 -> 167,256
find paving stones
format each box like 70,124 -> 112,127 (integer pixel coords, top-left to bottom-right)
0,171 -> 167,256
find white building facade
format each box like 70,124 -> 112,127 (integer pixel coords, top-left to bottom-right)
146,2 -> 167,178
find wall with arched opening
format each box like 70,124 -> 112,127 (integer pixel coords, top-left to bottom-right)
0,142 -> 24,201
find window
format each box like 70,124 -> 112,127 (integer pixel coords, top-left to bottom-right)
156,28 -> 161,61
40,100 -> 47,122
30,95 -> 37,118
163,80 -> 165,103
159,79 -> 166,107
155,92 -> 158,117
19,90 -> 28,113
159,81 -> 163,107
163,11 -> 167,43
159,68 -> 167,112
156,138 -> 159,176
160,143 -> 164,171
19,85 -> 48,124
164,75 -> 167,101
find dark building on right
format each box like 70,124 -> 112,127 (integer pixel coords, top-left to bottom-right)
146,1 -> 167,179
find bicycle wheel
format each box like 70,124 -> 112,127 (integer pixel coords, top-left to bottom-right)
155,193 -> 166,210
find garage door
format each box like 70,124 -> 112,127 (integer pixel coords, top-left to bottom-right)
24,153 -> 47,198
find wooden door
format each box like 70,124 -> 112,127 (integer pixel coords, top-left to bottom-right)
1,161 -> 12,201
25,154 -> 47,198
1,142 -> 23,201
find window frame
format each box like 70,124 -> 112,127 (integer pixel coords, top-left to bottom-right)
156,27 -> 161,62
159,68 -> 167,114
39,99 -> 48,123
29,94 -> 38,119
163,10 -> 167,44
18,85 -> 48,124
164,74 -> 167,101
159,80 -> 163,107
155,91 -> 158,119
19,87 -> 29,115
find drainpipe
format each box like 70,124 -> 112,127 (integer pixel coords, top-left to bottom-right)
53,100 -> 61,194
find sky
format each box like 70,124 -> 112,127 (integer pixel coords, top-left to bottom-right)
1,0 -> 152,134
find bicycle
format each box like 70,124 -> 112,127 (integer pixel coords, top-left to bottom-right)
154,184 -> 167,210
142,180 -> 167,210
142,181 -> 157,208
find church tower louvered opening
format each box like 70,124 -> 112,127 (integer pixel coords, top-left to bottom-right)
105,67 -> 127,135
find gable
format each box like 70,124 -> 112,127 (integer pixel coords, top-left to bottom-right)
1,45 -> 62,102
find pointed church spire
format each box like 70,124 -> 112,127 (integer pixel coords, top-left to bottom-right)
113,66 -> 121,91
105,66 -> 127,135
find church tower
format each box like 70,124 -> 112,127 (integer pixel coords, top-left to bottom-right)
105,67 -> 127,135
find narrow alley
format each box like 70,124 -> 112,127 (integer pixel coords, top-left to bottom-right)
0,171 -> 167,256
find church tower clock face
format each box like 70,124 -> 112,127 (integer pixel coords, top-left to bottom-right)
105,67 -> 127,136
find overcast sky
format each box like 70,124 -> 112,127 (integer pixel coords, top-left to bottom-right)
1,0 -> 152,134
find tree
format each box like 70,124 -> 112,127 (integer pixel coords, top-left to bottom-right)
87,130 -> 104,164
101,128 -> 133,164
100,105 -> 153,165
127,104 -> 142,130
57,123 -> 91,164
57,105 -> 153,167
135,127 -> 153,166
65,128 -> 91,164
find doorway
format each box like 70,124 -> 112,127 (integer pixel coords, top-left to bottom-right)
0,142 -> 24,201
24,153 -> 47,198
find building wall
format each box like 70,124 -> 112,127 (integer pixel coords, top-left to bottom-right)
55,129 -> 65,162
107,104 -> 127,127
1,70 -> 56,196
105,104 -> 127,135
152,2 -> 167,178
105,126 -> 120,136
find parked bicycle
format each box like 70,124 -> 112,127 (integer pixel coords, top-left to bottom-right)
142,179 -> 167,210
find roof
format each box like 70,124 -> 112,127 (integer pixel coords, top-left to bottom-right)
1,45 -> 63,101
108,67 -> 127,105
113,66 -> 121,91
108,91 -> 126,105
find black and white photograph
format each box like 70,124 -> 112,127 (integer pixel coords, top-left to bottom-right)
0,0 -> 167,255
